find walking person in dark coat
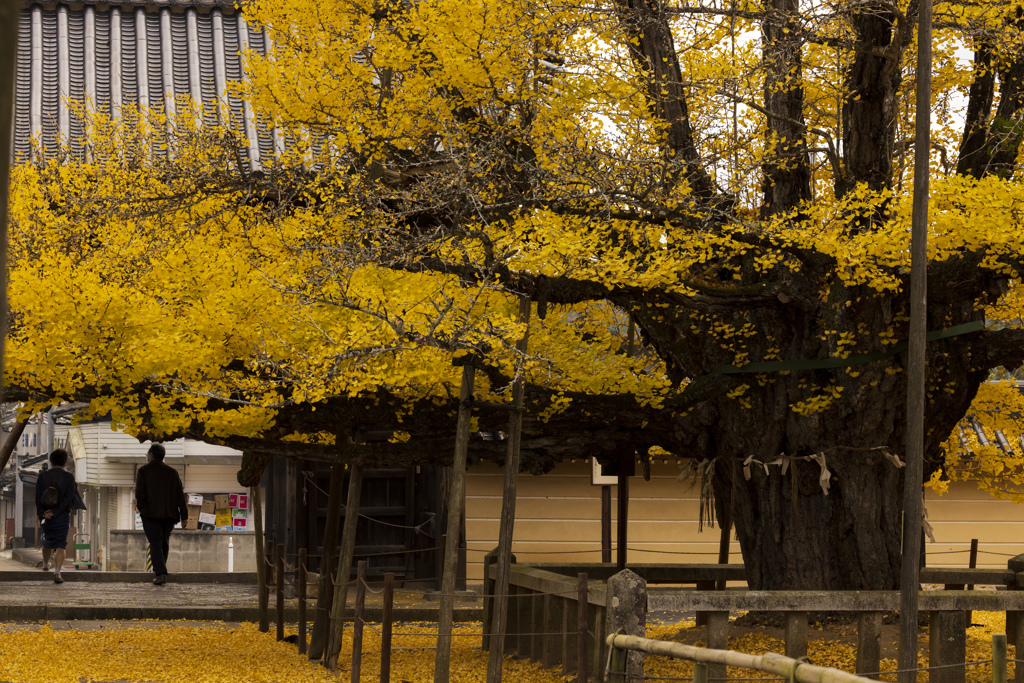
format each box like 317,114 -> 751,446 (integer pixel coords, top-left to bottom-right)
35,449 -> 77,584
135,443 -> 188,585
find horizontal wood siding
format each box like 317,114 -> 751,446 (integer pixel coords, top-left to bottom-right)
465,460 -> 739,582
464,462 -> 1024,583
925,481 -> 1024,569
182,464 -> 247,494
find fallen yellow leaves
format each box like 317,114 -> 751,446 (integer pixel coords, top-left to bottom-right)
0,613 -> 1012,682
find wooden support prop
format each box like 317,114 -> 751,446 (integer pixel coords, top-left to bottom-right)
784,611 -> 807,660
351,560 -> 366,683
967,538 -> 979,627
381,572 -> 395,683
993,633 -> 1007,683
617,450 -> 630,571
276,543 -> 285,641
929,610 -> 967,683
716,503 -> 732,591
578,573 -> 589,683
601,486 -> 612,564
856,611 -> 882,680
326,463 -> 364,670
435,362 -> 476,683
253,484 -> 269,633
298,548 -> 307,655
486,295 -> 531,683
692,662 -> 708,683
309,464 -> 347,660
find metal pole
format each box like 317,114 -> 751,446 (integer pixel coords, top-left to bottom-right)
897,0 -> 932,677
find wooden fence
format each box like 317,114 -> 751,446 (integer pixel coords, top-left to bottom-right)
489,553 -> 1024,682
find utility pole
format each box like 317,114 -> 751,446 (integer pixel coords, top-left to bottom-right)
897,0 -> 932,678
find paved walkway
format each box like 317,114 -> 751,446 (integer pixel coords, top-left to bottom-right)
0,549 -> 482,623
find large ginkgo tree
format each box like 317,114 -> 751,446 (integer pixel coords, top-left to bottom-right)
6,0 -> 1024,590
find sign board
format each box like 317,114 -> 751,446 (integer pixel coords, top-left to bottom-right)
591,458 -> 617,486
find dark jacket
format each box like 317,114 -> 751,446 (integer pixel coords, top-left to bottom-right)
135,459 -> 188,522
35,466 -> 77,520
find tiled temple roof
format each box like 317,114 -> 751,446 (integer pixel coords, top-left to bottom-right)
14,2 -> 273,167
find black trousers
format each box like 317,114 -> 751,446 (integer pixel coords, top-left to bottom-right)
141,516 -> 178,576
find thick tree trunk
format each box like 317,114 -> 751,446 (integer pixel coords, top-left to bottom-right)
761,0 -> 812,216
719,449 -> 904,590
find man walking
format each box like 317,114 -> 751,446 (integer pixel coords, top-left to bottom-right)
35,449 -> 78,584
135,444 -> 188,585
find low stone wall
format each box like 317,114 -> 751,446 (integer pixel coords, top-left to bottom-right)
108,530 -> 256,572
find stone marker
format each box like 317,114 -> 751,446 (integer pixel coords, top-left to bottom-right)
605,569 -> 647,683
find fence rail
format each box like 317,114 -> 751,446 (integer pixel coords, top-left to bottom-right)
605,633 -> 880,683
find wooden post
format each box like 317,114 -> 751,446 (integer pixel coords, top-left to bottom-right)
993,633 -> 1007,683
309,464 -> 347,660
276,543 -> 285,641
486,295 -> 531,683
541,593 -> 563,668
929,611 -> 967,683
436,533 -> 446,591
692,662 -> 708,683
784,612 -> 807,660
298,548 -> 307,655
617,450 -> 629,571
706,611 -> 729,683
601,486 -> 612,564
253,484 -> 269,633
482,547 -> 499,651
435,362 -> 476,683
1011,611 -> 1024,683
967,538 -> 979,628
351,560 -> 366,683
326,463 -> 364,670
856,611 -> 882,680
381,572 -> 394,683
578,573 -> 588,683
897,0 -> 933,671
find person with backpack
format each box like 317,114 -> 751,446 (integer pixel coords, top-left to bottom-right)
35,449 -> 78,584
135,443 -> 188,585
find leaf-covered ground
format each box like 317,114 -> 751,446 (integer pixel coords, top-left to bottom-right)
0,613 -> 1012,682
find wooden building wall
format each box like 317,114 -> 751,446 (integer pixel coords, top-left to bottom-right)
464,460 -> 1024,583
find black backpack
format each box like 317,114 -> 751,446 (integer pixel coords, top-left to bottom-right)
40,480 -> 60,509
